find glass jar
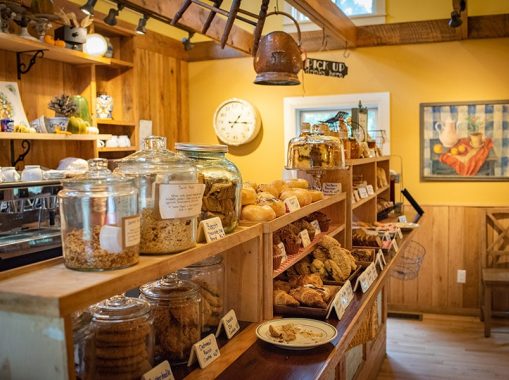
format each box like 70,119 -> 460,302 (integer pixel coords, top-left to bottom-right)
175,143 -> 242,234
116,136 -> 201,254
72,310 -> 94,380
90,295 -> 154,380
178,255 -> 224,332
58,158 -> 140,271
286,131 -> 344,170
139,273 -> 201,364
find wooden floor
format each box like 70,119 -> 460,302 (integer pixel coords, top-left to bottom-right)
376,314 -> 509,380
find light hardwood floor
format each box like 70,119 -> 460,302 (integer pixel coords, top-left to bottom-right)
376,314 -> 509,380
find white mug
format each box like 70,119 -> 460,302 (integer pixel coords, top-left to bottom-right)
2,167 -> 21,182
118,135 -> 130,147
21,165 -> 43,181
106,136 -> 119,148
97,140 -> 105,148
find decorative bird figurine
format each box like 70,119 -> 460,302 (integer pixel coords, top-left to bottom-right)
321,111 -> 349,124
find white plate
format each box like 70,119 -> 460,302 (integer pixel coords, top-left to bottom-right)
256,318 -> 337,350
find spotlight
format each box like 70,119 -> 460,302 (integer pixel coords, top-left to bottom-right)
181,32 -> 195,51
80,0 -> 97,16
136,14 -> 148,35
104,3 -> 125,26
448,10 -> 462,28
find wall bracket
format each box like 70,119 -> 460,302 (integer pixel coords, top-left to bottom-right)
10,140 -> 31,167
16,50 -> 45,80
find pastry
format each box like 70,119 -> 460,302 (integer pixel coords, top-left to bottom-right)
288,273 -> 323,288
280,189 -> 312,207
256,184 -> 279,197
310,258 -> 327,279
257,192 -> 285,217
293,219 -> 316,240
200,175 -> 239,231
274,280 -> 291,292
241,185 -> 257,205
284,178 -> 309,189
289,287 -> 327,309
241,204 -> 276,222
305,212 -> 331,232
273,289 -> 299,306
271,179 -> 286,195
309,190 -> 324,202
278,224 -> 302,255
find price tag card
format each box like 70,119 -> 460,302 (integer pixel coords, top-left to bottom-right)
358,187 -> 369,199
284,196 -> 301,213
157,183 -> 206,219
392,238 -> 399,252
322,182 -> 342,195
187,334 -> 220,369
375,249 -> 385,270
353,190 -> 360,202
300,230 -> 311,248
197,217 -> 225,243
366,184 -> 375,195
142,361 -> 174,380
397,228 -> 403,239
277,242 -> 288,263
215,309 -> 240,339
310,220 -> 322,235
398,215 -> 408,223
326,280 -> 354,319
354,263 -> 378,293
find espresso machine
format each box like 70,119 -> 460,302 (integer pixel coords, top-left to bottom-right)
0,180 -> 62,271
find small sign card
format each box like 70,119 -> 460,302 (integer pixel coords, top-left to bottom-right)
354,262 -> 378,293
392,238 -> 399,252
284,196 -> 301,213
215,309 -> 240,339
397,228 -> 403,239
277,242 -> 288,263
197,217 -> 225,243
142,361 -> 174,380
304,58 -> 348,78
187,334 -> 220,369
326,280 -> 354,319
310,220 -> 321,235
398,215 -> 408,223
366,184 -> 375,196
358,187 -> 369,199
300,229 -> 311,248
322,182 -> 342,195
375,249 -> 386,270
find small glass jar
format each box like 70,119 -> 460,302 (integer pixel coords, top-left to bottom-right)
116,136 -> 200,254
72,310 -> 94,380
58,158 -> 140,271
175,143 -> 242,234
139,273 -> 201,364
90,295 -> 154,380
286,131 -> 344,170
178,255 -> 224,332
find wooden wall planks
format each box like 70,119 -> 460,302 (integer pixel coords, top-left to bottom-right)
388,205 -> 508,316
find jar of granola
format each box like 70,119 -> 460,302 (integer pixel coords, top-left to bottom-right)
90,295 -> 154,380
58,158 -> 140,271
178,255 -> 224,332
116,136 -> 202,254
175,143 -> 241,233
139,273 -> 201,364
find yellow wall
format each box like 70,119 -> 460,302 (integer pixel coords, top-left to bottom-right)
188,38 -> 509,206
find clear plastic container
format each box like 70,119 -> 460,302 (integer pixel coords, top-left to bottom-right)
89,295 -> 154,380
139,273 -> 202,364
178,255 -> 224,332
58,158 -> 140,271
175,143 -> 242,234
286,130 -> 344,170
116,136 -> 201,254
72,310 -> 94,380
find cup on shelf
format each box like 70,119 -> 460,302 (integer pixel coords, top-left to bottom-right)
21,165 -> 43,181
118,135 -> 130,147
97,140 -> 105,148
1,167 -> 21,182
105,135 -> 119,148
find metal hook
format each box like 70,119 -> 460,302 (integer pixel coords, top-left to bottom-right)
343,40 -> 350,58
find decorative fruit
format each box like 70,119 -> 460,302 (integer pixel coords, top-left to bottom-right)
67,116 -> 89,134
43,35 -> 55,45
458,145 -> 466,154
54,40 -> 66,47
450,147 -> 458,155
433,144 -> 443,154
55,127 -> 72,135
14,125 -> 36,133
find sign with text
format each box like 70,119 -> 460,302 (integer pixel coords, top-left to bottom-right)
142,361 -> 174,380
326,280 -> 354,320
366,185 -> 375,196
354,262 -> 378,293
277,242 -> 288,263
215,309 -> 240,339
392,238 -> 399,252
358,187 -> 369,199
310,220 -> 322,235
304,58 -> 348,78
322,182 -> 342,195
300,229 -> 311,248
158,183 -> 206,219
375,249 -> 386,270
397,228 -> 403,239
398,215 -> 408,223
284,196 -> 301,213
197,217 -> 225,243
187,334 -> 220,368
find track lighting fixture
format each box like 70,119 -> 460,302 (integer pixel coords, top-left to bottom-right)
80,0 -> 97,16
448,0 -> 466,28
181,32 -> 195,51
104,2 -> 125,26
136,14 -> 148,35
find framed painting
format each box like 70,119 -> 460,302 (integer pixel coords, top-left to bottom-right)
420,100 -> 509,181
0,81 -> 29,128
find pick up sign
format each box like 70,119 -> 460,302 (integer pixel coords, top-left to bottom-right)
304,58 -> 348,78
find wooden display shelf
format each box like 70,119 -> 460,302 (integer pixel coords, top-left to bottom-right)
346,156 -> 390,166
352,193 -> 376,210
96,119 -> 136,127
0,132 -> 111,141
376,184 -> 390,195
0,224 -> 262,318
98,147 -> 137,153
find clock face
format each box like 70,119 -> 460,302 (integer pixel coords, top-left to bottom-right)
213,98 -> 261,146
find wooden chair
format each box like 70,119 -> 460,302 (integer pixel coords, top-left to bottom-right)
481,209 -> 509,337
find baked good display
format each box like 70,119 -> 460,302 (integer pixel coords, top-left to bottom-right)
241,185 -> 257,205
292,219 -> 317,240
352,229 -> 382,247
308,235 -> 357,282
284,178 -> 309,189
351,248 -> 375,262
241,204 -> 277,222
305,211 -> 331,232
256,191 -> 286,217
200,174 -> 240,232
286,134 -> 342,170
280,188 -> 312,207
376,167 -> 389,188
278,224 -> 302,255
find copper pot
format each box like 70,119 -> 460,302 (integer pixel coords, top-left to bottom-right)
253,12 -> 303,86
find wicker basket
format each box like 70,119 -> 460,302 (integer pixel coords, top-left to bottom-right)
348,299 -> 379,349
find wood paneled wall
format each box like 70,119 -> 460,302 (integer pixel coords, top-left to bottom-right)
388,205 -> 509,316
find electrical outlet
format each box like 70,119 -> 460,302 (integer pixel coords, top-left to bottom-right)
457,269 -> 466,283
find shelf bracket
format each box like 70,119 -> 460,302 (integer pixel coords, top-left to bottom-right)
16,50 -> 45,80
10,140 -> 31,167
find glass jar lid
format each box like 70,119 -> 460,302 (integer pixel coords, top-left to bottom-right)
62,158 -> 133,191
175,143 -> 228,153
139,272 -> 200,301
189,255 -> 223,267
91,294 -> 151,322
117,136 -> 195,175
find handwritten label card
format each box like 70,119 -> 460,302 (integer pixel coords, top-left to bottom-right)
300,230 -> 311,248
327,280 -> 354,319
158,183 -> 206,219
197,217 -> 225,243
310,220 -> 321,235
358,187 -> 369,199
397,228 -> 403,239
398,215 -> 408,223
392,238 -> 399,253
284,196 -> 301,213
354,262 -> 378,293
187,334 -> 220,369
375,249 -> 385,270
366,184 -> 375,196
277,242 -> 288,263
142,361 -> 174,380
322,182 -> 342,195
215,309 -> 240,339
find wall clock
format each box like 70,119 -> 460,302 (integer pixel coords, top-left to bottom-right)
213,98 -> 261,146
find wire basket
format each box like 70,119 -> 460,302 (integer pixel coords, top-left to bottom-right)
391,241 -> 426,280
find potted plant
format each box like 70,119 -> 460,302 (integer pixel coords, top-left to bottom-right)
47,95 -> 77,132
466,115 -> 483,148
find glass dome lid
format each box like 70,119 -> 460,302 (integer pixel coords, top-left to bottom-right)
91,294 -> 151,322
62,158 -> 133,191
175,143 -> 228,153
139,272 -> 199,301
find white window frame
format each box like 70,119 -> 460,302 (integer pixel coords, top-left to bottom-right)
283,92 -> 391,164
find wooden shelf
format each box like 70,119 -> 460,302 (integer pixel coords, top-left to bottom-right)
376,184 -> 390,195
96,119 -> 136,127
0,132 -> 111,141
352,193 -> 377,209
98,147 -> 137,153
346,156 -> 390,166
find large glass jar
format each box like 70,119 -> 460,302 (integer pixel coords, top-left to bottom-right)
175,143 -> 242,234
58,158 -> 140,271
72,310 -> 94,380
286,130 -> 344,170
116,136 -> 201,254
178,255 -> 225,332
90,295 -> 154,380
139,273 -> 201,364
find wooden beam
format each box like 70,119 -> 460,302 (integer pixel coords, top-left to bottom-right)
286,0 -> 357,48
469,14 -> 509,39
453,0 -> 468,40
186,41 -> 248,62
124,0 -> 254,54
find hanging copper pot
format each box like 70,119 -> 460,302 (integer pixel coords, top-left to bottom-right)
253,11 -> 304,86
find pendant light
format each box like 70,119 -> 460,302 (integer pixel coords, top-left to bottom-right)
80,0 -> 97,16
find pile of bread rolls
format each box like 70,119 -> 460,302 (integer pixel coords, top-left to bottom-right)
240,179 -> 324,222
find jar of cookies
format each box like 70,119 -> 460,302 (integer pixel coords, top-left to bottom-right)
139,273 -> 201,364
72,310 -> 94,380
116,136 -> 202,254
58,158 -> 140,271
90,295 -> 154,380
178,255 -> 225,332
175,143 -> 241,233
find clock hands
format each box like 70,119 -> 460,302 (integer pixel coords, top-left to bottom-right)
229,114 -> 241,128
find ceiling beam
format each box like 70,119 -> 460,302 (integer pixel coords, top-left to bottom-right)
452,0 -> 468,39
285,0 -> 357,48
